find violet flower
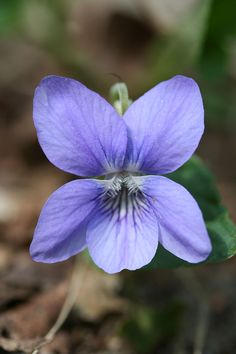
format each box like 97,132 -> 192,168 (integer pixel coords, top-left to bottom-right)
30,75 -> 212,273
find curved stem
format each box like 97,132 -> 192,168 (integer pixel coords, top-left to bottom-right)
31,256 -> 86,354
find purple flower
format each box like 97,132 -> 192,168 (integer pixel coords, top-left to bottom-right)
30,75 -> 212,273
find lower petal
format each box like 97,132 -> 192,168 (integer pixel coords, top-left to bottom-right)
142,176 -> 212,263
30,179 -> 104,263
86,190 -> 159,273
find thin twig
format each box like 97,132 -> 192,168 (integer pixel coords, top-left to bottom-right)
31,256 -> 87,354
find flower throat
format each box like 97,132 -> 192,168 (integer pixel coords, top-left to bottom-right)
102,174 -> 146,220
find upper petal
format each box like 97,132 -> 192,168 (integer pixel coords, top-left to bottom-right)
33,75 -> 128,176
30,179 -> 104,263
124,75 -> 204,174
86,187 -> 159,273
142,176 -> 212,263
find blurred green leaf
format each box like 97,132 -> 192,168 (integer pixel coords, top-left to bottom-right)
146,0 -> 212,84
147,156 -> 236,269
0,0 -> 22,32
199,0 -> 236,82
207,0 -> 236,40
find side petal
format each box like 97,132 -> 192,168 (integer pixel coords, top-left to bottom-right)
34,75 -> 127,177
86,191 -> 159,273
30,179 -> 104,263
124,75 -> 204,174
142,176 -> 212,262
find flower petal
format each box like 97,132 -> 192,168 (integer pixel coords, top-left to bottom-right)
142,176 -> 212,262
86,189 -> 159,273
124,75 -> 204,174
34,75 -> 127,176
30,179 -> 104,263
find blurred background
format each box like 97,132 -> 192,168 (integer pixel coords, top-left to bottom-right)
0,0 -> 236,353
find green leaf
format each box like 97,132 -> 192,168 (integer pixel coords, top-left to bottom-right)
207,213 -> 236,262
147,155 -> 236,269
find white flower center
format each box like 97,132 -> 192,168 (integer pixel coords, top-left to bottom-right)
101,173 -> 147,220
106,173 -> 141,197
